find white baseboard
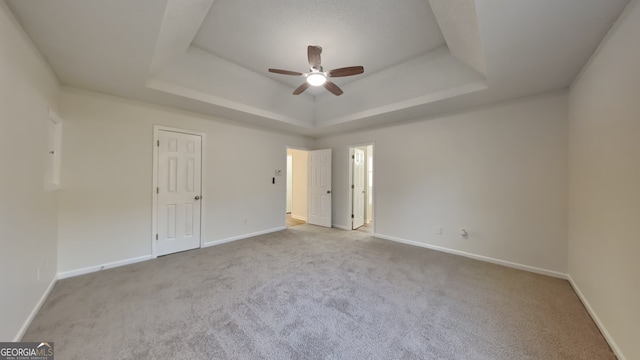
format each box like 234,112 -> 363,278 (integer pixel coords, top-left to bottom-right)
14,275 -> 57,341
332,224 -> 349,231
57,227 -> 290,279
567,275 -> 626,360
291,214 -> 307,221
204,226 -> 286,248
374,233 -> 567,279
57,255 -> 153,280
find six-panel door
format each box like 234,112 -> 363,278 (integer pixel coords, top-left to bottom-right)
307,149 -> 332,228
156,130 -> 202,256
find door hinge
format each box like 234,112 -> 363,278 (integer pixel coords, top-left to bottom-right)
156,187 -> 159,194
155,234 -> 158,240
351,184 -> 355,189
352,155 -> 355,159
157,140 -> 159,147
351,214 -> 354,219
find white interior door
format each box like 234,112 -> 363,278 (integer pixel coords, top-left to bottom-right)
286,154 -> 293,213
307,149 -> 332,227
352,148 -> 365,229
156,130 -> 202,256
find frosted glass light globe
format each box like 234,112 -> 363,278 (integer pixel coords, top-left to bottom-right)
306,72 -> 327,86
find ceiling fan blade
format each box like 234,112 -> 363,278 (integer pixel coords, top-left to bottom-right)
293,82 -> 311,95
323,80 -> 343,96
328,66 -> 364,77
268,68 -> 303,76
308,45 -> 322,70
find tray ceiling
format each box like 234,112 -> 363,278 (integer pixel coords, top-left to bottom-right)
6,0 -> 630,137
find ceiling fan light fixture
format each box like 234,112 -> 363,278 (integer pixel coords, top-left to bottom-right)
306,72 -> 327,86
268,45 -> 362,95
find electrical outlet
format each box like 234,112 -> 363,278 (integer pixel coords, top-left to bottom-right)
461,229 -> 469,239
243,218 -> 248,225
435,226 -> 443,235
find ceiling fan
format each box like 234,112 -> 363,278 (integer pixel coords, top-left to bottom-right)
268,45 -> 364,96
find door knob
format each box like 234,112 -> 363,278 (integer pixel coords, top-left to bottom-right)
194,196 -> 201,200
326,190 -> 331,194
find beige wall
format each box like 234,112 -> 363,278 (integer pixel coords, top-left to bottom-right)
0,2 -> 60,341
317,92 -> 569,274
57,88 -> 312,274
567,1 -> 640,359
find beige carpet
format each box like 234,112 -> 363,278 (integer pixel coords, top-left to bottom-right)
24,225 -> 614,359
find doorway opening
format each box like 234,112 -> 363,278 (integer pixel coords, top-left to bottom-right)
286,147 -> 308,228
349,144 -> 374,233
285,146 -> 333,228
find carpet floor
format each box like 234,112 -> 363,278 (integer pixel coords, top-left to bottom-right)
24,225 -> 614,359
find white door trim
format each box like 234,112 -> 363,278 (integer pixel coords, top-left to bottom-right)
152,125 -> 207,258
352,148 -> 366,229
284,145 -> 310,227
347,143 -> 375,233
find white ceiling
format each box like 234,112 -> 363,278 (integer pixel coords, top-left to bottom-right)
5,0 -> 630,137
193,0 -> 445,89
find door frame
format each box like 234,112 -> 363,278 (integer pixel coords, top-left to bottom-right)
351,147 -> 366,229
286,154 -> 293,214
152,125 -> 207,258
348,143 -> 375,233
284,145 -> 310,227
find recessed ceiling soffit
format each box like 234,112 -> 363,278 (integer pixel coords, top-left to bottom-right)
147,0 -> 488,129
